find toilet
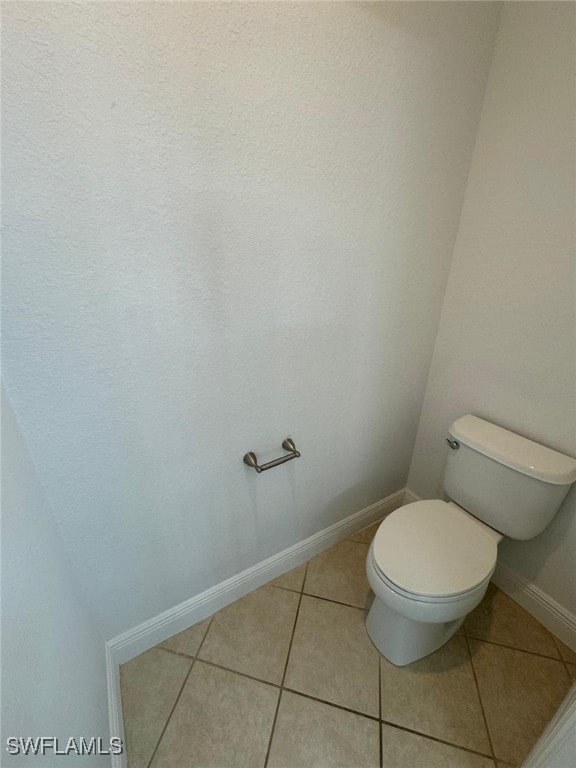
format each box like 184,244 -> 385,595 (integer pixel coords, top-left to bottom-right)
366,415 -> 576,666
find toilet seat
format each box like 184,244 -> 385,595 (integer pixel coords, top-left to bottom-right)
371,500 -> 498,600
369,553 -> 492,605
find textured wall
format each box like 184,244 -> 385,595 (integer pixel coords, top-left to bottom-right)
408,3 -> 576,613
3,2 -> 500,638
1,389 -> 110,766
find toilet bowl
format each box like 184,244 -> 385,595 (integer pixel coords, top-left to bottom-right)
364,414 -> 576,667
365,500 -> 501,665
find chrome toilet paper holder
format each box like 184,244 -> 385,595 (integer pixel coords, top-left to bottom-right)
243,438 -> 300,473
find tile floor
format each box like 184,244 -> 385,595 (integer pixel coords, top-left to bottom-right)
120,521 -> 575,768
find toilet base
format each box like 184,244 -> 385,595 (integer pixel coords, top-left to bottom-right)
366,596 -> 465,666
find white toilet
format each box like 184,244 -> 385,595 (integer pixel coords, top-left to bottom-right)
366,415 -> 576,666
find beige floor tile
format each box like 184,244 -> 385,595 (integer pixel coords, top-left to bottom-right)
465,585 -> 559,658
198,584 -> 299,684
270,563 -> 307,592
304,540 -> 370,609
267,691 -> 379,768
380,635 -> 491,754
284,595 -> 380,716
150,662 -> 278,768
555,638 -> 576,664
469,639 -> 572,764
381,725 -> 495,768
120,648 -> 192,768
158,617 -> 211,657
349,521 -> 381,544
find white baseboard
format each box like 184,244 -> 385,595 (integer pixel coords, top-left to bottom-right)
106,643 -> 127,768
523,682 -> 576,768
105,486 -> 406,758
492,563 -> 576,651
522,682 -> 576,768
403,488 -> 422,504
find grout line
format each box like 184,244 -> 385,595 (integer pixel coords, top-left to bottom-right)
345,536 -> 375,545
464,635 -> 496,763
379,718 -> 496,761
263,689 -> 284,768
280,565 -> 306,691
269,583 -> 302,595
156,646 -> 196,661
263,576 -> 305,768
348,521 -> 383,544
156,614 -> 215,660
281,686 -> 380,723
145,617 -> 214,768
301,561 -> 309,593
186,657 -> 282,690
144,662 -> 194,768
465,632 -> 567,662
550,634 -> 575,680
559,656 -> 573,682
300,591 -> 367,612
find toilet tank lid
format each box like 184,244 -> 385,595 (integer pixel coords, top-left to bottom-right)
449,415 -> 576,486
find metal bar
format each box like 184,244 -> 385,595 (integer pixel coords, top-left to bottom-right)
243,438 -> 300,473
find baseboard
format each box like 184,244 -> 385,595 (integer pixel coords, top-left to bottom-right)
108,488 -> 405,668
492,564 -> 576,651
403,488 -> 422,504
522,683 -> 576,767
106,643 -> 127,768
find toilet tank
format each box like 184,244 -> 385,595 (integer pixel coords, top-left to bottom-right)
443,415 -> 576,540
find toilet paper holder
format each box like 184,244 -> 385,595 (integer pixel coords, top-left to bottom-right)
243,438 -> 300,473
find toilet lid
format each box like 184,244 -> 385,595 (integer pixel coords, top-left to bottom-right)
372,501 -> 498,598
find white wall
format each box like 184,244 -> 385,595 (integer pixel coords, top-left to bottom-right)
408,3 -> 576,614
1,388 -> 110,766
2,2 -> 500,638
